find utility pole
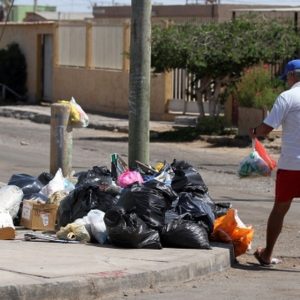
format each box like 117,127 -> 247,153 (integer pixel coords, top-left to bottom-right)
128,0 -> 152,169
1,0 -> 13,21
33,0 -> 37,12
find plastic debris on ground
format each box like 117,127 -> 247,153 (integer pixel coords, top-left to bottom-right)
211,208 -> 254,257
4,155 -> 242,250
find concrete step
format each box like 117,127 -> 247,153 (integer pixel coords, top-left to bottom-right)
173,115 -> 199,127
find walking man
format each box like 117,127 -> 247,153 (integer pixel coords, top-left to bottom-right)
249,59 -> 300,265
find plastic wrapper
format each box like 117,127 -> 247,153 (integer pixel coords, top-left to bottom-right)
117,170 -> 144,188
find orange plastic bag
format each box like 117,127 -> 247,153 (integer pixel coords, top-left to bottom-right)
213,208 -> 254,257
254,138 -> 277,170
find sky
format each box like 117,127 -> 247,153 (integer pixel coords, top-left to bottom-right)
12,0 -> 300,13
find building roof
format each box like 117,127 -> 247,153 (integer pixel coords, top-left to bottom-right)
24,11 -> 93,22
233,7 -> 300,12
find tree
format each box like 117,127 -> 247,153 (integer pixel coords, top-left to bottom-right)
151,16 -> 300,117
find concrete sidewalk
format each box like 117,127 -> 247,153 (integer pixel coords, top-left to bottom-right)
0,229 -> 233,300
0,104 -> 174,133
0,104 -> 232,299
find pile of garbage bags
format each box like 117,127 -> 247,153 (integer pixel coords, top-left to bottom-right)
0,156 -> 253,257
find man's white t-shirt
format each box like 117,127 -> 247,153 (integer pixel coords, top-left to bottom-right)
264,82 -> 300,170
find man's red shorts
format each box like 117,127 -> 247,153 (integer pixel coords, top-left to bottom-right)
275,169 -> 300,202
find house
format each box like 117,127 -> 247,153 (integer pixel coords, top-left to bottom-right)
0,3 -> 299,121
9,5 -> 56,22
24,12 -> 93,22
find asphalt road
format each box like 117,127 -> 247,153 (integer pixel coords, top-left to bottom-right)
0,116 -> 299,300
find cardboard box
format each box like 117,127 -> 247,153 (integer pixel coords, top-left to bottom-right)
21,200 -> 58,231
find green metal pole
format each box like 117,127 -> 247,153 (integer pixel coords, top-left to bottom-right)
128,0 -> 152,169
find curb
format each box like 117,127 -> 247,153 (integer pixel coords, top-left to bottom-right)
0,244 -> 233,300
0,108 -> 50,124
0,107 -> 170,134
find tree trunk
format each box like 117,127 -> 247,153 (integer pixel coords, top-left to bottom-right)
209,79 -> 222,116
195,75 -> 211,117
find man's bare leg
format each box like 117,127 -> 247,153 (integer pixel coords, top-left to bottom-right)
257,200 -> 292,263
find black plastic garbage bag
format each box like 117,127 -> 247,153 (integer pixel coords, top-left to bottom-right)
75,166 -> 112,187
8,174 -> 44,196
164,209 -> 192,224
23,192 -> 49,202
57,184 -> 119,227
144,180 -> 178,203
175,192 -> 215,234
160,219 -> 211,249
214,202 -> 232,218
117,181 -> 177,230
8,172 -> 53,225
171,160 -> 208,194
37,172 -> 54,186
104,207 -> 162,249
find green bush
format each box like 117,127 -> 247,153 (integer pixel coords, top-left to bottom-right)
235,64 -> 284,110
0,43 -> 27,97
196,116 -> 228,135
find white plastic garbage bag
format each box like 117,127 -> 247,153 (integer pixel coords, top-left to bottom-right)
41,168 -> 65,197
87,210 -> 107,244
76,209 -> 107,244
0,185 -> 23,218
0,212 -> 15,240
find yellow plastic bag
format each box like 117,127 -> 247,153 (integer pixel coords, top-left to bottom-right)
213,208 -> 254,257
58,97 -> 89,128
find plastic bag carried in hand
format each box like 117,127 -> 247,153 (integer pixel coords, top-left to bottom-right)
59,97 -> 89,128
238,138 -> 276,177
254,138 -> 277,171
238,149 -> 271,177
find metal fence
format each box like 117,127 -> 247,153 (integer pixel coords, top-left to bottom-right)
58,24 -> 86,67
172,68 -> 201,102
57,22 -> 125,70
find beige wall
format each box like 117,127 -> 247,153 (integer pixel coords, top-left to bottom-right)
0,22 -> 54,102
0,21 -> 173,121
53,67 -> 172,121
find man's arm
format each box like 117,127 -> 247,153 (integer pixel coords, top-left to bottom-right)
249,123 -> 274,139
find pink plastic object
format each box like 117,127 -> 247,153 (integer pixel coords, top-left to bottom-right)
117,170 -> 144,188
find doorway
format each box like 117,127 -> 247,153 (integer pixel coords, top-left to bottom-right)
40,34 -> 53,102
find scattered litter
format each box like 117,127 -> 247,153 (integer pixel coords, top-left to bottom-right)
4,155 -> 238,252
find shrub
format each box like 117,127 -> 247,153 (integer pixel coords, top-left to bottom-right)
196,116 -> 228,135
0,43 -> 27,98
235,64 -> 284,110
